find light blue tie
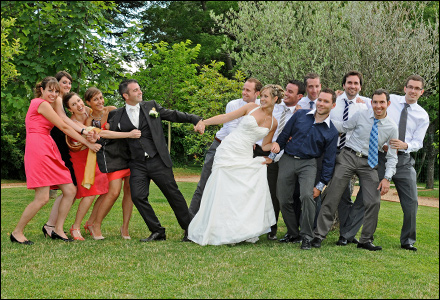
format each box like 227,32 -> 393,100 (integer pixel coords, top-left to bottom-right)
367,118 -> 380,168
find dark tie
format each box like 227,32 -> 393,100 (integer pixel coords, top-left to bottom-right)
398,103 -> 410,141
309,101 -> 314,109
368,118 -> 380,168
338,99 -> 351,149
276,106 -> 290,136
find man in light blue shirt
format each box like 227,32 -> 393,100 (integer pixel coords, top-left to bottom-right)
312,89 -> 398,251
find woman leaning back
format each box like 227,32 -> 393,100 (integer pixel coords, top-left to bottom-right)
83,87 -> 135,239
10,77 -> 101,244
63,92 -> 140,240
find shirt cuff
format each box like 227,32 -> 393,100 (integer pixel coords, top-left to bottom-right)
315,182 -> 325,191
268,152 -> 277,160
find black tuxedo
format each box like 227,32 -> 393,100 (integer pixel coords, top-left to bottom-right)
98,100 -> 201,235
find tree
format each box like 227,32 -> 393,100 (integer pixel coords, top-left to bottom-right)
1,17 -> 21,87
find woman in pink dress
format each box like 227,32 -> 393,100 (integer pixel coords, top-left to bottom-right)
10,77 -> 101,245
63,92 -> 140,240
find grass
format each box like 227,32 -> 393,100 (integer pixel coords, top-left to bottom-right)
1,182 -> 439,299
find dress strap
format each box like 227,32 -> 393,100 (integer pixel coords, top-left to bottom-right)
269,115 -> 274,131
247,105 -> 260,115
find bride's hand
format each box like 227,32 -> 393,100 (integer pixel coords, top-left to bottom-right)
262,157 -> 273,165
271,142 -> 280,153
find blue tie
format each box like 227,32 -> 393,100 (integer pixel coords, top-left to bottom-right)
309,101 -> 314,109
338,99 -> 351,149
368,118 -> 380,168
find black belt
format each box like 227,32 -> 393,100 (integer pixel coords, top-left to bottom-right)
214,137 -> 222,143
345,147 -> 368,159
397,151 -> 407,156
286,153 -> 305,160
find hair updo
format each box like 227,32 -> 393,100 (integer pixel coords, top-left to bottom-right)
261,84 -> 284,104
63,92 -> 80,109
34,77 -> 60,98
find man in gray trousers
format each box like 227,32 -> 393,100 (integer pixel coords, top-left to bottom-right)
338,75 -> 429,251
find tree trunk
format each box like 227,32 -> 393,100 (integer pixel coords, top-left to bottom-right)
425,124 -> 438,189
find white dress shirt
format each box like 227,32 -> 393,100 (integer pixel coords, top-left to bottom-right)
126,103 -> 140,128
387,94 -> 429,153
215,98 -> 260,141
330,92 -> 369,147
332,109 -> 398,179
297,95 -> 317,110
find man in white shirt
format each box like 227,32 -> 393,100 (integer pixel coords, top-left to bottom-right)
254,79 -> 304,241
189,78 -> 262,218
343,75 -> 429,251
330,71 -> 371,246
297,73 -> 321,110
312,89 -> 398,251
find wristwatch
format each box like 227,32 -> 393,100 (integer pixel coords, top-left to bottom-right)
384,176 -> 392,182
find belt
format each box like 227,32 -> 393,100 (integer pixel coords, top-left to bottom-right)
286,153 -> 304,160
214,137 -> 222,143
397,151 -> 407,156
345,147 -> 368,159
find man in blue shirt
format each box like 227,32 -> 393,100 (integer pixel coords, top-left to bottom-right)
270,88 -> 338,250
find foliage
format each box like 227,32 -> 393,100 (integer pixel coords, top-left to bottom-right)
137,1 -> 239,76
181,61 -> 245,164
1,17 -> 21,87
0,1 -> 132,179
212,1 -> 439,95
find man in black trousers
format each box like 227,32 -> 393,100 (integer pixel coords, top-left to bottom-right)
100,79 -> 203,242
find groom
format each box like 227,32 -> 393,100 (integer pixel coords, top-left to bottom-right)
101,79 -> 204,242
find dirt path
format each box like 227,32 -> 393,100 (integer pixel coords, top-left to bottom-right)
2,176 -> 438,208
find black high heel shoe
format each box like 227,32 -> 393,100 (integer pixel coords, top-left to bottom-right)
10,234 -> 34,245
42,223 -> 54,238
51,231 -> 74,242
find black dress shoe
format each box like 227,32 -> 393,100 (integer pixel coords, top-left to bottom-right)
401,244 -> 417,251
51,231 -> 74,242
336,236 -> 348,246
182,231 -> 192,242
279,235 -> 302,243
357,242 -> 382,251
140,231 -> 166,242
267,233 -> 278,240
301,239 -> 311,250
350,237 -> 359,244
10,234 -> 34,245
311,237 -> 322,248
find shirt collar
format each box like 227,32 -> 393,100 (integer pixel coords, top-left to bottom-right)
307,109 -> 332,128
340,92 -> 359,102
368,110 -> 388,124
126,103 -> 140,110
280,101 -> 296,112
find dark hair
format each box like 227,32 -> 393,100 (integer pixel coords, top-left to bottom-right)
55,71 -> 73,82
261,84 -> 284,104
34,77 -> 59,98
342,70 -> 363,87
371,88 -> 390,102
84,87 -> 102,103
405,75 -> 425,89
287,79 -> 306,96
63,92 -> 80,109
119,79 -> 139,99
320,88 -> 336,103
246,78 -> 263,92
303,73 -> 320,87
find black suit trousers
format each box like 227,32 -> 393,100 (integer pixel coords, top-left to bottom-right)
129,156 -> 191,234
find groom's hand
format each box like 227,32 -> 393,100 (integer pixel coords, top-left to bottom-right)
194,120 -> 205,134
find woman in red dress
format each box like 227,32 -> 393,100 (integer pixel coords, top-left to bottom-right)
63,92 -> 141,240
10,77 -> 101,244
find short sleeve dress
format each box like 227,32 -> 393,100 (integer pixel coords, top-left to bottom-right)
24,98 -> 73,189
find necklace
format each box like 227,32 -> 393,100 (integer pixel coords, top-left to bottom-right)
91,110 -> 103,121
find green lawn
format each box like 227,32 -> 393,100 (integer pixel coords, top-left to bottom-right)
1,183 -> 439,299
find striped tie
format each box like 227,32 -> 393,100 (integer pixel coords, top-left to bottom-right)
368,118 -> 380,168
276,106 -> 290,136
338,99 -> 351,149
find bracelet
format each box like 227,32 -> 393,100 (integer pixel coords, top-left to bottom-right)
81,128 -> 85,135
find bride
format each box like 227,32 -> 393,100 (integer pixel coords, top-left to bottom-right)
188,84 -> 284,245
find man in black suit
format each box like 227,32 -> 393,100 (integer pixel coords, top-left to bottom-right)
101,79 -> 203,242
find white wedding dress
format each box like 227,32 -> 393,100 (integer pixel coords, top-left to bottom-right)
188,107 -> 276,245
